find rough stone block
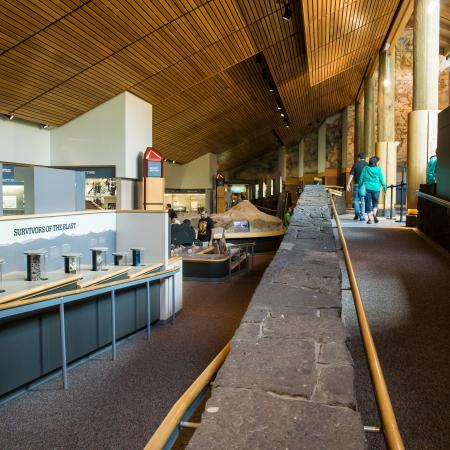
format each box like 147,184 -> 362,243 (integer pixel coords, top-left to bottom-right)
263,315 -> 349,344
312,365 -> 357,409
187,388 -> 365,450
318,342 -> 353,366
215,339 -> 317,397
250,282 -> 341,312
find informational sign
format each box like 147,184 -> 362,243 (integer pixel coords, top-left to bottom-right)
147,161 -> 162,177
216,172 -> 225,186
143,147 -> 164,178
0,212 -> 117,274
2,165 -> 15,182
56,166 -> 116,179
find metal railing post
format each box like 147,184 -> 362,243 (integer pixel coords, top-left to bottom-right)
59,300 -> 68,390
146,281 -> 151,341
390,185 -> 394,220
171,275 -> 176,325
398,181 -> 405,223
111,290 -> 116,360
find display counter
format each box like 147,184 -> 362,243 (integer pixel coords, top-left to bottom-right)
180,245 -> 251,282
128,262 -> 163,279
212,229 -> 284,253
77,265 -> 130,289
0,208 -> 183,402
0,272 -> 81,305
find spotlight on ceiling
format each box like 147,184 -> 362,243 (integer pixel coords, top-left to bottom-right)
282,5 -> 292,21
269,83 -> 275,92
4,114 -> 14,120
277,105 -> 282,110
41,124 -> 49,129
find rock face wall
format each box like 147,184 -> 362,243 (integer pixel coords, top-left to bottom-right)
326,113 -> 342,169
304,132 -> 319,173
346,104 -> 356,167
187,185 -> 365,450
227,149 -> 279,181
286,144 -> 299,178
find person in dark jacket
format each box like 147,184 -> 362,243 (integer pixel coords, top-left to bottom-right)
359,156 -> 387,224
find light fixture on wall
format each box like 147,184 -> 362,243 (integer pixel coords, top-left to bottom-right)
282,3 -> 292,21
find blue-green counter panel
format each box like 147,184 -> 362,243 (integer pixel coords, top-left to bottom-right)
0,281 -> 160,398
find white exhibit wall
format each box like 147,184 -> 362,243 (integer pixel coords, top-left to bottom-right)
124,92 -> 152,179
50,93 -> 126,175
51,92 -> 152,180
160,257 -> 183,320
0,118 -> 51,166
116,211 -> 169,265
164,153 -> 217,189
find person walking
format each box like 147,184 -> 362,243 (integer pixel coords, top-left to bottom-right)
359,156 -> 387,224
346,152 -> 368,220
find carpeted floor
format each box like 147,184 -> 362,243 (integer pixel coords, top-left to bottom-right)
340,223 -> 450,450
0,253 -> 274,450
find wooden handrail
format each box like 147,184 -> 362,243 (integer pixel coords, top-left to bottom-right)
328,192 -> 404,450
417,191 -> 450,209
144,342 -> 231,450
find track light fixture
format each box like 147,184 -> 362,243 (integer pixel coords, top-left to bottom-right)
257,51 -> 292,133
282,4 -> 292,21
41,123 -> 49,129
4,114 -> 14,120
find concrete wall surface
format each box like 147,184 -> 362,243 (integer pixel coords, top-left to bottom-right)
50,93 -> 127,176
187,185 -> 365,449
0,118 -> 51,166
164,153 -> 217,189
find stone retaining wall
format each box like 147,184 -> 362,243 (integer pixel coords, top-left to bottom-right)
187,185 -> 365,449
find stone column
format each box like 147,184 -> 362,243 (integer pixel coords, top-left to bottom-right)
318,122 -> 326,179
376,48 -> 398,216
364,74 -> 376,157
341,107 -> 352,207
407,0 -> 440,223
355,99 -> 364,159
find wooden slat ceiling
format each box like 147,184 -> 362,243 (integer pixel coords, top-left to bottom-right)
0,0 -> 403,170
441,1 -> 450,49
301,0 -> 400,86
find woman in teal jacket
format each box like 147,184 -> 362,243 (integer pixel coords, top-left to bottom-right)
359,156 -> 387,224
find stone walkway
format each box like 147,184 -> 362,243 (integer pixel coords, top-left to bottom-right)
188,185 -> 365,449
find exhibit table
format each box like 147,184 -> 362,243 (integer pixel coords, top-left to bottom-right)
0,271 -> 81,305
77,265 -> 130,289
212,229 -> 284,253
